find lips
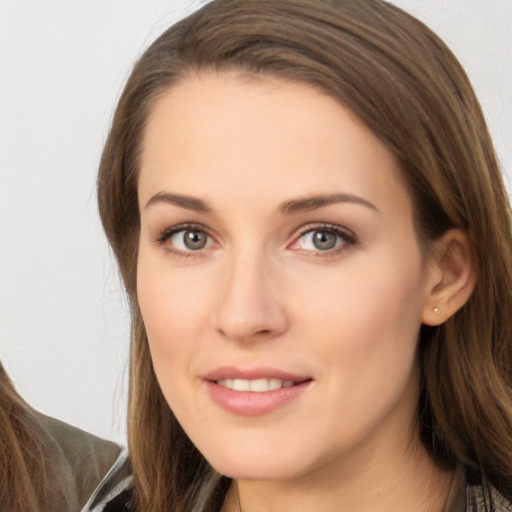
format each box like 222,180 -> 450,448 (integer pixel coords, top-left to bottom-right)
203,367 -> 312,416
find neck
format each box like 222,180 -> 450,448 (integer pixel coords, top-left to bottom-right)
221,439 -> 453,512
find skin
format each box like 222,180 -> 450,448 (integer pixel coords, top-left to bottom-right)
137,73 -> 458,512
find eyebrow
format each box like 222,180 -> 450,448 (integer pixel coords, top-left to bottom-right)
145,192 -> 212,213
144,191 -> 378,215
280,193 -> 378,215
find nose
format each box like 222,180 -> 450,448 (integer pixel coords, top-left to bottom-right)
213,251 -> 288,343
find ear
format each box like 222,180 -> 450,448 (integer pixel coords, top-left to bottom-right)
422,229 -> 477,326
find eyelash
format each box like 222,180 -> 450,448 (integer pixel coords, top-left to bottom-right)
154,223 -> 216,258
153,222 -> 357,258
290,223 -> 357,257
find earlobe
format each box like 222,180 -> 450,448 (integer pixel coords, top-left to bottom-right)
422,229 -> 476,326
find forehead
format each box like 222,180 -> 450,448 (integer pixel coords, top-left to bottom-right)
139,72 -> 412,219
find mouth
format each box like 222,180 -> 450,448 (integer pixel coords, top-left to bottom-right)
216,378 -> 302,392
203,369 -> 313,416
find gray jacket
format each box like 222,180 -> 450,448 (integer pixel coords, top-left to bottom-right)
38,413 -> 121,511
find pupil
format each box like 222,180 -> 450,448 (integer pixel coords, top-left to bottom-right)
184,230 -> 207,250
313,231 -> 336,250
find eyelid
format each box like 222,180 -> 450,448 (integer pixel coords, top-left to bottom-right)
154,222 -> 210,241
288,223 -> 357,253
153,222 -> 218,256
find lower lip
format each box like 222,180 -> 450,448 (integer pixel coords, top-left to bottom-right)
204,380 -> 312,416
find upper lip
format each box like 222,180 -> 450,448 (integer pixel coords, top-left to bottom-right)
203,366 -> 312,383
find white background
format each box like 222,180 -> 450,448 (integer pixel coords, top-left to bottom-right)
1,1 -> 511,444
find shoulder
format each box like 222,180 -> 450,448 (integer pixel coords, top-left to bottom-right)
38,413 -> 122,507
466,483 -> 512,512
443,466 -> 512,512
80,450 -> 134,512
459,469 -> 512,512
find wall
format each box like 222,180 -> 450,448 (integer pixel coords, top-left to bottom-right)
1,0 -> 511,444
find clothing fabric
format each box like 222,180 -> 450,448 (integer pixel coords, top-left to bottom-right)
447,470 -> 512,512
81,450 -> 132,512
38,413 -> 122,511
81,457 -> 512,512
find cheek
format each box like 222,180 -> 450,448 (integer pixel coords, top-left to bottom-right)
299,257 -> 425,441
137,246 -> 209,340
136,252 -> 225,421
136,261 -> 207,417
136,252 -> 197,378
292,248 -> 426,374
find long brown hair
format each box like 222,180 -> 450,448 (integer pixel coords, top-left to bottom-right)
97,1 -> 512,510
0,363 -> 77,511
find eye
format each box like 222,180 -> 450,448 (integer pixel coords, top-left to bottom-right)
155,224 -> 216,255
172,229 -> 211,251
302,231 -> 339,250
290,224 -> 356,254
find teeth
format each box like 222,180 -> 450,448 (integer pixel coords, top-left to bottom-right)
217,378 -> 296,392
251,378 -> 272,392
233,379 -> 250,391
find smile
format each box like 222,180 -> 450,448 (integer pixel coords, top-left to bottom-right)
203,370 -> 313,416
216,378 -> 296,392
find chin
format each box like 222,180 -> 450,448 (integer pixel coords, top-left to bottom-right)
213,460 -> 306,481
201,442 -> 314,481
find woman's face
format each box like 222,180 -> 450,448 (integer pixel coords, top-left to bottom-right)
137,73 -> 437,482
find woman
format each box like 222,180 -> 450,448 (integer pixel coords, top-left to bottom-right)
0,362 -> 121,511
84,0 -> 512,511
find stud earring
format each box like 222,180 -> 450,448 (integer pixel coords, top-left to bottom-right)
434,307 -> 441,315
